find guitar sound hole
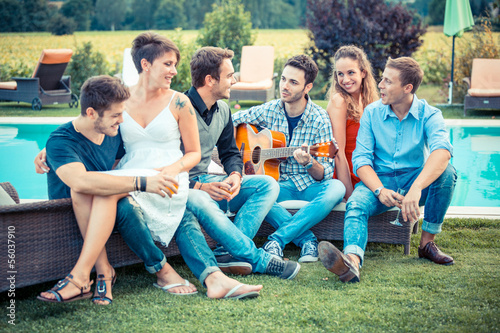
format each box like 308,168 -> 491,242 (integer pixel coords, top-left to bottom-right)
251,146 -> 261,164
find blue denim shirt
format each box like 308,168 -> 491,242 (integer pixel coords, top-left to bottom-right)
352,96 -> 453,176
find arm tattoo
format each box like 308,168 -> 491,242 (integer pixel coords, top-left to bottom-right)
188,106 -> 194,115
175,97 -> 187,109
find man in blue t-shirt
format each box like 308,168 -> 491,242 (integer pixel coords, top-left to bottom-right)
38,75 -> 191,303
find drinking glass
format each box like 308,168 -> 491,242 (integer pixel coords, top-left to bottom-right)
390,188 -> 406,227
166,176 -> 179,217
221,186 -> 235,217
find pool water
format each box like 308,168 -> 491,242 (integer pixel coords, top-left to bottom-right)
0,124 -> 59,200
448,126 -> 500,207
0,124 -> 499,207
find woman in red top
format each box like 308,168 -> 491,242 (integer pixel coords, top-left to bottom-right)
326,46 -> 379,200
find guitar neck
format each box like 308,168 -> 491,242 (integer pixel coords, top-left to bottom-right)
260,146 -> 310,159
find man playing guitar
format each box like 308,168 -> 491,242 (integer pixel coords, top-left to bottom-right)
232,55 -> 346,263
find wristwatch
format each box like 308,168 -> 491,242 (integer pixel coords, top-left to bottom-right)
303,158 -> 314,170
374,186 -> 384,197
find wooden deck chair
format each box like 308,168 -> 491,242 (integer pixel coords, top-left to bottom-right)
463,58 -> 500,116
228,46 -> 277,105
0,49 -> 78,111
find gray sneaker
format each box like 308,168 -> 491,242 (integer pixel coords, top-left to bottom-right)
298,240 -> 319,263
265,257 -> 301,280
262,240 -> 283,259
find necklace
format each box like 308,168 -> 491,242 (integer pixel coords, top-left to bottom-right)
73,120 -> 81,133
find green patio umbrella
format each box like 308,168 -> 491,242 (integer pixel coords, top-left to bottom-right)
444,0 -> 474,104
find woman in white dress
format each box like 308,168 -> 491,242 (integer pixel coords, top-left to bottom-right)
39,32 -> 201,305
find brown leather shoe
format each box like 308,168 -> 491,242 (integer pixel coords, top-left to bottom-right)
216,254 -> 252,276
418,241 -> 454,265
318,241 -> 359,283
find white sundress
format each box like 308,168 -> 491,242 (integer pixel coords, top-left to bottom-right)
104,92 -> 188,246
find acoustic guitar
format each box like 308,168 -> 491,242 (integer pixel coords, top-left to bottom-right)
235,124 -> 338,180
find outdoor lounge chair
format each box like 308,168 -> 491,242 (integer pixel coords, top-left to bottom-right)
228,46 -> 277,105
463,58 -> 500,116
0,49 -> 78,111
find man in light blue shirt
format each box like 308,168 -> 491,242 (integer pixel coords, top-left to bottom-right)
318,57 -> 457,283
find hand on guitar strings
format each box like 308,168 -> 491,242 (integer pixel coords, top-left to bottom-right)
293,143 -> 312,166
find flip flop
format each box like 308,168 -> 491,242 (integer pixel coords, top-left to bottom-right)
222,284 -> 260,300
92,272 -> 117,305
153,279 -> 198,296
37,274 -> 93,303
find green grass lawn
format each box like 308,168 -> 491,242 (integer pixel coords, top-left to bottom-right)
1,218 -> 499,332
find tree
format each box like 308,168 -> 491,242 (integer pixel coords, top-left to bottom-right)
306,0 -> 426,86
22,0 -> 53,31
0,0 -> 24,32
49,13 -> 77,35
67,42 -> 109,96
182,0 -> 212,29
130,0 -> 160,30
428,0 -> 445,25
154,0 -> 187,30
197,0 -> 255,66
95,0 -> 127,30
60,0 -> 93,31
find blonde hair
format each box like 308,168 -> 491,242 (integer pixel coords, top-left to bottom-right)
327,45 -> 379,122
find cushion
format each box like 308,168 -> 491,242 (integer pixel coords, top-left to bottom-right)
470,58 -> 500,91
231,79 -> 274,91
468,89 -> 500,97
277,200 -> 401,212
278,200 -> 346,211
239,46 -> 274,83
0,187 -> 16,206
0,81 -> 17,90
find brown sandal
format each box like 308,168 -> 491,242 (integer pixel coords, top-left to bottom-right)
37,274 -> 93,303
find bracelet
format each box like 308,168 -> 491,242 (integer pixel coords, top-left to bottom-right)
140,176 -> 147,192
303,158 -> 314,170
229,171 -> 243,180
199,183 -> 204,190
133,176 -> 139,192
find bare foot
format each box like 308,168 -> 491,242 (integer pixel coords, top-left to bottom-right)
39,272 -> 92,301
204,271 -> 263,299
155,263 -> 197,294
93,267 -> 116,305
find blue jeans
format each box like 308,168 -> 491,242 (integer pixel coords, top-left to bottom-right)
265,178 -> 346,249
343,163 -> 457,266
189,174 -> 280,256
175,189 -> 274,285
114,196 -> 166,274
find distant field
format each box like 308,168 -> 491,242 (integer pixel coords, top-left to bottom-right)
0,30 -> 310,72
1,29 -> 498,106
3,29 -> 497,71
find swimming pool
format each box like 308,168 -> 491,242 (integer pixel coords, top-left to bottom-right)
0,120 -> 499,207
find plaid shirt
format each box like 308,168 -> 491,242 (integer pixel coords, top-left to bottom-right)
232,96 -> 334,191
